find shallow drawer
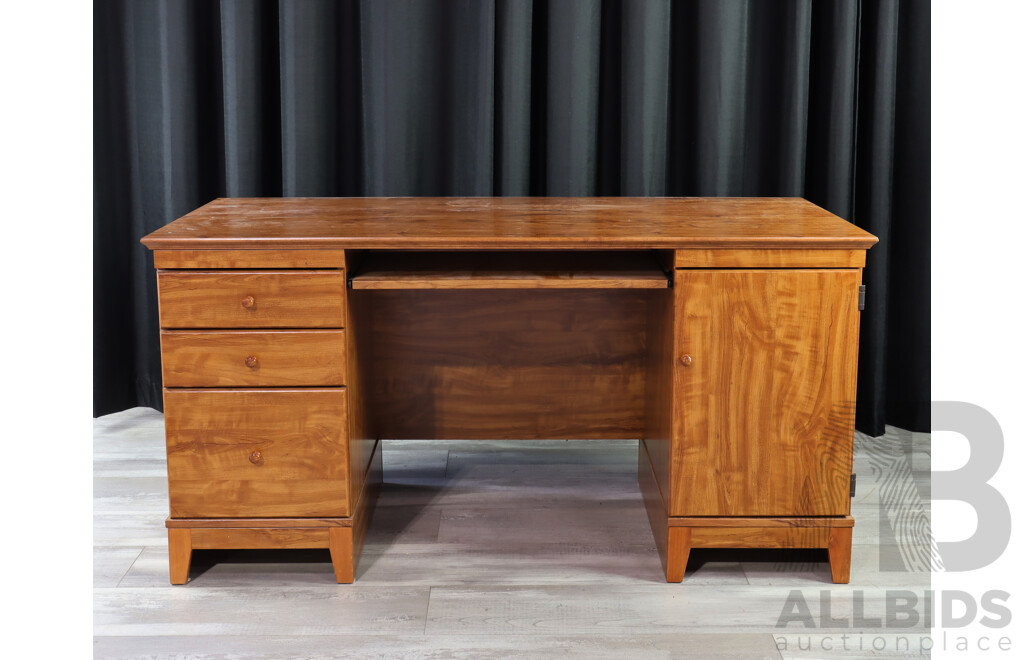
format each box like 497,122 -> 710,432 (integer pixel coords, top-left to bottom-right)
157,270 -> 345,328
161,330 -> 346,387
164,389 -> 350,518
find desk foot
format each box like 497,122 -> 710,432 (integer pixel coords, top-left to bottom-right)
168,528 -> 192,584
665,528 -> 691,583
828,527 -> 853,584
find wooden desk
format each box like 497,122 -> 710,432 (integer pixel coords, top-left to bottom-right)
141,197 -> 877,585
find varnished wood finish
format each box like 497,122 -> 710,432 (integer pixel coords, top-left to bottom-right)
667,516 -> 854,528
166,517 -> 352,528
671,269 -> 861,517
368,290 -> 651,439
140,197 -> 878,250
829,527 -> 853,584
164,389 -> 349,518
674,248 -> 865,268
351,251 -> 669,289
689,527 -> 830,549
142,197 -> 876,585
191,528 -> 329,550
330,439 -> 383,583
645,432 -> 856,581
167,528 -> 192,585
157,270 -> 346,328
639,439 -> 672,579
154,249 -> 346,269
329,527 -> 355,583
160,330 -> 346,387
642,285 -> 675,509
159,440 -> 382,585
665,528 -> 691,583
344,252 -> 377,511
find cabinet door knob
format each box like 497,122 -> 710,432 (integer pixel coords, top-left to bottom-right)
241,295 -> 256,309
679,354 -> 693,367
244,355 -> 259,369
249,450 -> 264,465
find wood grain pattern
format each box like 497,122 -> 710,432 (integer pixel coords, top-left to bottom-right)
367,290 -> 651,439
665,528 -> 691,583
140,197 -> 879,250
140,198 -> 878,586
160,330 -> 346,387
642,286 -> 675,506
190,528 -> 329,550
330,439 -> 382,584
828,527 -> 853,583
638,440 -> 670,579
168,528 -> 192,585
644,434 -> 856,581
344,251 -> 377,509
674,248 -> 865,268
157,270 -> 345,328
166,517 -> 352,528
154,249 -> 346,269
164,389 -> 349,518
351,251 -> 669,289
689,527 -> 830,549
671,269 -> 861,517
329,527 -> 355,584
668,516 -> 854,528
159,437 -> 382,583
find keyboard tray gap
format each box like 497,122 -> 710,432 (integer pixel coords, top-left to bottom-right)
349,250 -> 670,290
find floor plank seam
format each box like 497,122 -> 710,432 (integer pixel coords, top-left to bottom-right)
113,547 -> 146,588
423,586 -> 433,635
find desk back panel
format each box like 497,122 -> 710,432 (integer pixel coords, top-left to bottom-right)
362,289 -> 654,439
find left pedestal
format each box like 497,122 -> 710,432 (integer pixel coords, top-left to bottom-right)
150,250 -> 378,585
166,440 -> 382,584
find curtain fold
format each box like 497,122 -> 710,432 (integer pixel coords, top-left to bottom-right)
94,0 -> 930,435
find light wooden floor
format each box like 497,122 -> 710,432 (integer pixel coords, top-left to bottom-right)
94,408 -> 931,659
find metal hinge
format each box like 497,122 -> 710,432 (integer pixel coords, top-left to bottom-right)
850,473 -> 857,498
858,285 -> 866,311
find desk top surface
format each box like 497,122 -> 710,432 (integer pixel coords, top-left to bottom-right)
141,197 -> 878,250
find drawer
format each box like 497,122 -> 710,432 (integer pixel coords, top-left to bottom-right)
157,270 -> 345,328
164,389 -> 350,518
161,330 -> 346,387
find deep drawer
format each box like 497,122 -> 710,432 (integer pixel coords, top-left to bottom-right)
161,330 -> 346,387
157,270 -> 345,328
164,389 -> 350,518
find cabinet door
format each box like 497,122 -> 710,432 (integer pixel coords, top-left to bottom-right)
672,269 -> 861,517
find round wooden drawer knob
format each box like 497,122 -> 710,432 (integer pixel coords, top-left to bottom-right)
249,450 -> 264,466
679,354 -> 693,367
241,295 -> 256,309
244,355 -> 259,369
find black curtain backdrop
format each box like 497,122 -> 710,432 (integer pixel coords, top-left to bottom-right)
94,0 -> 930,436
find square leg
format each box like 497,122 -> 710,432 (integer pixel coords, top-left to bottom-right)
168,528 -> 192,585
666,527 -> 691,583
828,527 -> 853,584
328,527 -> 354,583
